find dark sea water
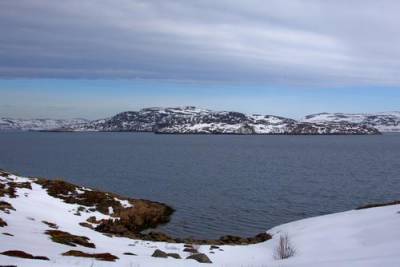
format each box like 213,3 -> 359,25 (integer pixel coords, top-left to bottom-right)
0,132 -> 399,239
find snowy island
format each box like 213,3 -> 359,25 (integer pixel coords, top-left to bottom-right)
2,106 -> 395,135
1,169 -> 400,266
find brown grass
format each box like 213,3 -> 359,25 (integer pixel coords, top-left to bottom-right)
62,250 -> 119,262
1,250 -> 49,260
0,184 -> 16,198
0,201 -> 15,213
42,220 -> 58,229
45,230 -> 95,248
274,233 -> 296,260
79,222 -> 94,229
0,217 -> 7,227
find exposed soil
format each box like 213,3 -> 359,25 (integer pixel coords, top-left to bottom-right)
62,250 -> 119,262
0,201 -> 15,213
0,218 -> 7,227
42,220 -> 59,229
0,250 -> 49,260
79,222 -> 94,229
45,230 -> 96,248
0,183 -> 16,198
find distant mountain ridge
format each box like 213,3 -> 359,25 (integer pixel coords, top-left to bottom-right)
3,107 -> 396,134
0,118 -> 88,131
59,106 -> 380,135
303,112 -> 400,132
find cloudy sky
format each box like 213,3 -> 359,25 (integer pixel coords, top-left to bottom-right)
0,0 -> 400,119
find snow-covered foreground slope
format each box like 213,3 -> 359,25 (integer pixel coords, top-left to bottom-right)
1,172 -> 400,266
303,112 -> 400,132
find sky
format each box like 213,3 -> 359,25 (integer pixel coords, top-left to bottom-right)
0,0 -> 400,119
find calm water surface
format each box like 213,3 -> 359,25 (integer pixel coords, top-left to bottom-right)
0,132 -> 399,239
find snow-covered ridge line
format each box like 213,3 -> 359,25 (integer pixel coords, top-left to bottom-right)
1,169 -> 400,266
1,106 -> 387,134
61,106 -> 380,135
303,112 -> 400,132
0,118 -> 88,131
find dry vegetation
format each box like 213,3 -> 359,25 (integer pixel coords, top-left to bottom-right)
274,233 -> 296,260
0,217 -> 7,227
45,230 -> 96,248
62,250 -> 119,262
0,250 -> 49,260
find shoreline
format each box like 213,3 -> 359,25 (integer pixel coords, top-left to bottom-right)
42,129 -> 382,135
1,168 -> 400,266
2,168 -> 398,244
0,169 -> 271,245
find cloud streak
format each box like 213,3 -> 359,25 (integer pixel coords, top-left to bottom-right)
1,0 -> 400,86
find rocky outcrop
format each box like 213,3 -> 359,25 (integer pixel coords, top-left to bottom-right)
35,178 -> 174,233
186,253 -> 212,263
123,231 -> 272,246
2,170 -> 272,247
151,249 -> 168,258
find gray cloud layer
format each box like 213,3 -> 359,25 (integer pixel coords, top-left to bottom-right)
1,0 -> 400,85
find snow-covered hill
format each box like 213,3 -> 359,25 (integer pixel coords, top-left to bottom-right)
64,107 -> 380,135
2,108 -> 391,134
0,118 -> 88,131
1,170 -> 400,266
303,112 -> 400,132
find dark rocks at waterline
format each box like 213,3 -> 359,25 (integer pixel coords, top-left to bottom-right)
5,172 -> 271,246
356,200 -> 400,210
130,231 -> 272,246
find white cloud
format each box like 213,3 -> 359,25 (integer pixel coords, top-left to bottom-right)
0,0 -> 400,86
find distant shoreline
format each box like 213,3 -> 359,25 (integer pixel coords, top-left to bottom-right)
38,130 -> 382,135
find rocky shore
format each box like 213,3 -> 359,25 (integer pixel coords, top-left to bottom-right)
1,169 -> 270,246
1,168 -> 400,266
